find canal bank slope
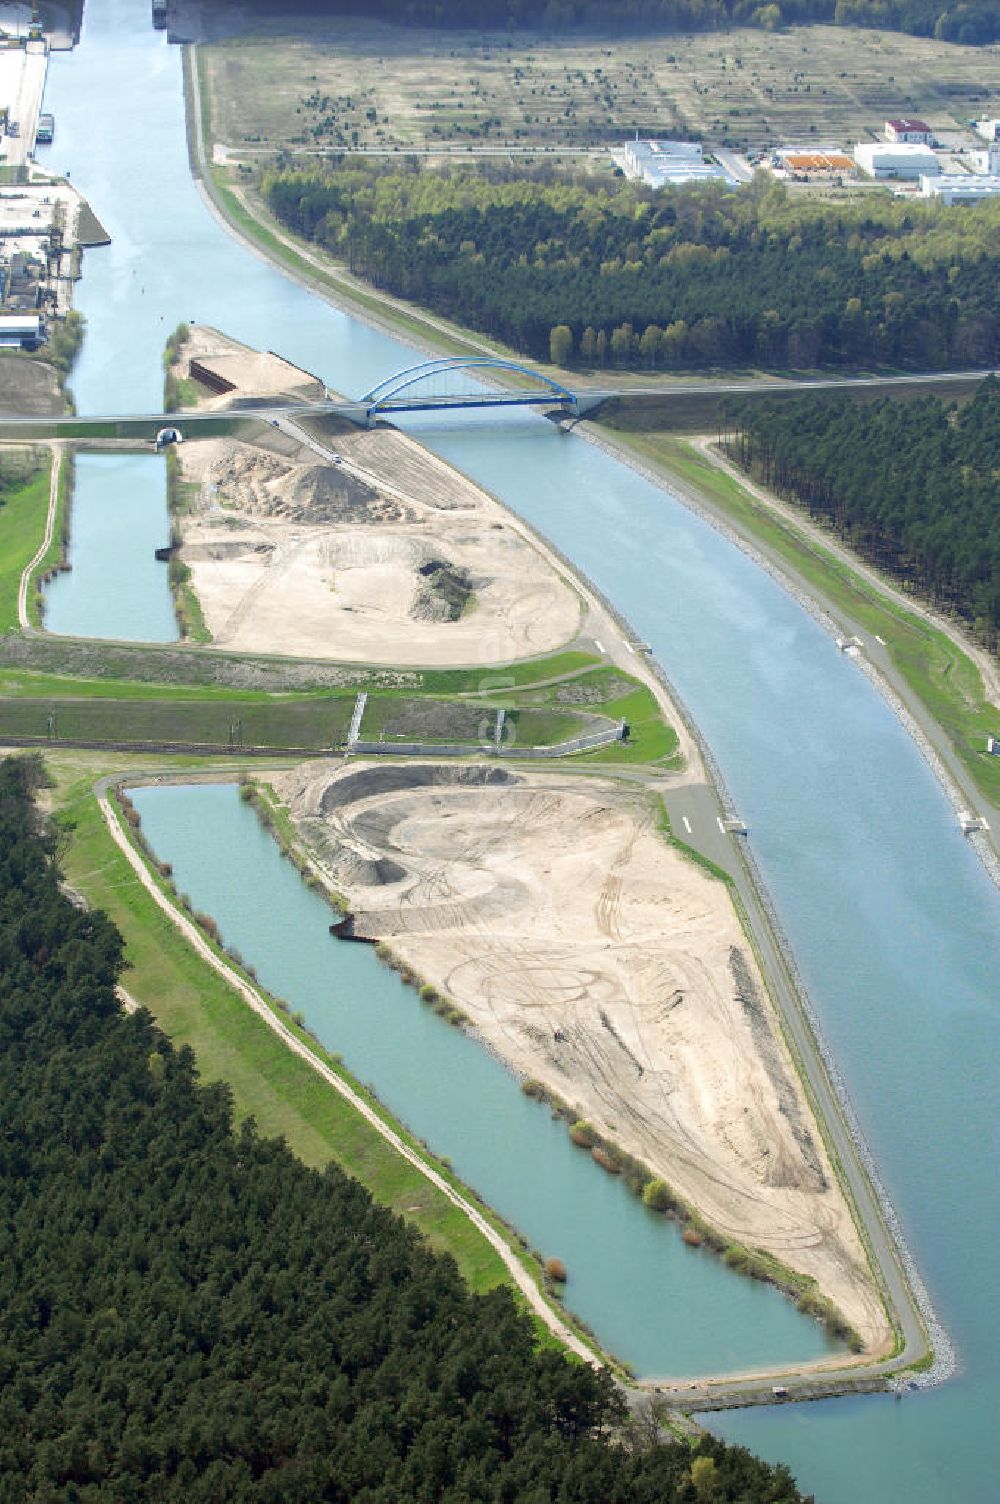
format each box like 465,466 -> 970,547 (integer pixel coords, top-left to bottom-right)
582,423 -> 1000,889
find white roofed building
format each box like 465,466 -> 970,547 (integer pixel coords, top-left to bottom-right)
620,138 -> 738,189
920,174 -> 1000,204
0,312 -> 41,348
855,142 -> 939,179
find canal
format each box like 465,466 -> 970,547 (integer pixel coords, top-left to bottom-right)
38,3 -> 1000,1497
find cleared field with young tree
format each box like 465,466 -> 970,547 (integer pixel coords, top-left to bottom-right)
203,21 -> 997,159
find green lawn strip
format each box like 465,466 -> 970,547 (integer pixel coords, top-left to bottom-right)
419,650 -> 598,695
27,449 -> 69,628
0,689 -> 603,752
55,769 -> 509,1294
0,694 -> 357,748
0,462 -> 51,632
577,685 -> 679,766
500,667 -> 678,767
1,649 -> 599,703
64,764 -> 615,1362
0,669 -> 313,701
611,431 -> 1000,805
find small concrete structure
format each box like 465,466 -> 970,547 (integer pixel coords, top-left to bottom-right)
155,426 -> 183,449
974,118 -> 1000,142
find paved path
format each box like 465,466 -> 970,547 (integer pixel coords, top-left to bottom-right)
657,782 -> 930,1399
17,442 -> 60,632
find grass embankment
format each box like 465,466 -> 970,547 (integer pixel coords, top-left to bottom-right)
0,453 -> 52,630
26,448 -> 72,629
188,47 -> 512,367
1,646 -> 677,766
604,430 -> 1000,807
52,758 -> 508,1294
0,690 -> 611,752
497,666 -> 678,767
163,446 -> 211,644
209,166 -> 496,367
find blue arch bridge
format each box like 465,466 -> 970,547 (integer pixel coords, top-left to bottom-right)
358,356 -> 584,425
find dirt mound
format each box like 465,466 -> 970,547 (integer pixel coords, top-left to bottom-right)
332,845 -> 406,887
289,464 -> 409,524
412,558 -> 475,622
316,762 -> 520,816
203,448 -> 404,525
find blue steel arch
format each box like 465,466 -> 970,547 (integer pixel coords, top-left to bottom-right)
360,356 -> 576,418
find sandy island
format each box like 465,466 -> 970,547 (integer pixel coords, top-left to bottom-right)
275,758 -> 892,1359
171,327 -> 581,664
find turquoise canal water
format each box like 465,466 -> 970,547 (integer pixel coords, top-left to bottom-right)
41,2 -> 1000,1496
130,780 -> 837,1380
41,452 -> 177,641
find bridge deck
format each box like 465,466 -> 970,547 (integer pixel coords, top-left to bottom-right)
370,390 -> 575,414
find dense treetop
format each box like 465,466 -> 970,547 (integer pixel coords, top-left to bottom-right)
0,753 -> 809,1501
264,162 -> 1000,371
211,0 -> 1000,45
726,377 -> 1000,639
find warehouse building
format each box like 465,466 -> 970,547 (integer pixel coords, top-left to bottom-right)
885,117 -> 934,145
920,174 -> 1000,204
0,312 -> 41,348
854,142 -> 939,179
620,138 -> 738,189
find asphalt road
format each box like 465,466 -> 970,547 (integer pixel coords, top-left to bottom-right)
655,781 -> 929,1401
0,366 -> 996,436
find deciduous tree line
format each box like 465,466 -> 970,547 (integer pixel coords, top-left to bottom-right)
263,164 -> 1000,373
210,0 -> 999,45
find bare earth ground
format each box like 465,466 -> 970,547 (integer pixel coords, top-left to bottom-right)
201,20 -> 998,158
0,353 -> 63,416
170,324 -> 581,664
180,323 -> 326,406
176,429 -> 582,663
276,758 -> 891,1358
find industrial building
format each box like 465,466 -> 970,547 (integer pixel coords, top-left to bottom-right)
619,138 -> 738,189
920,174 -> 1000,204
0,312 -> 41,348
854,142 -> 939,179
773,147 -> 856,179
885,117 -> 934,145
